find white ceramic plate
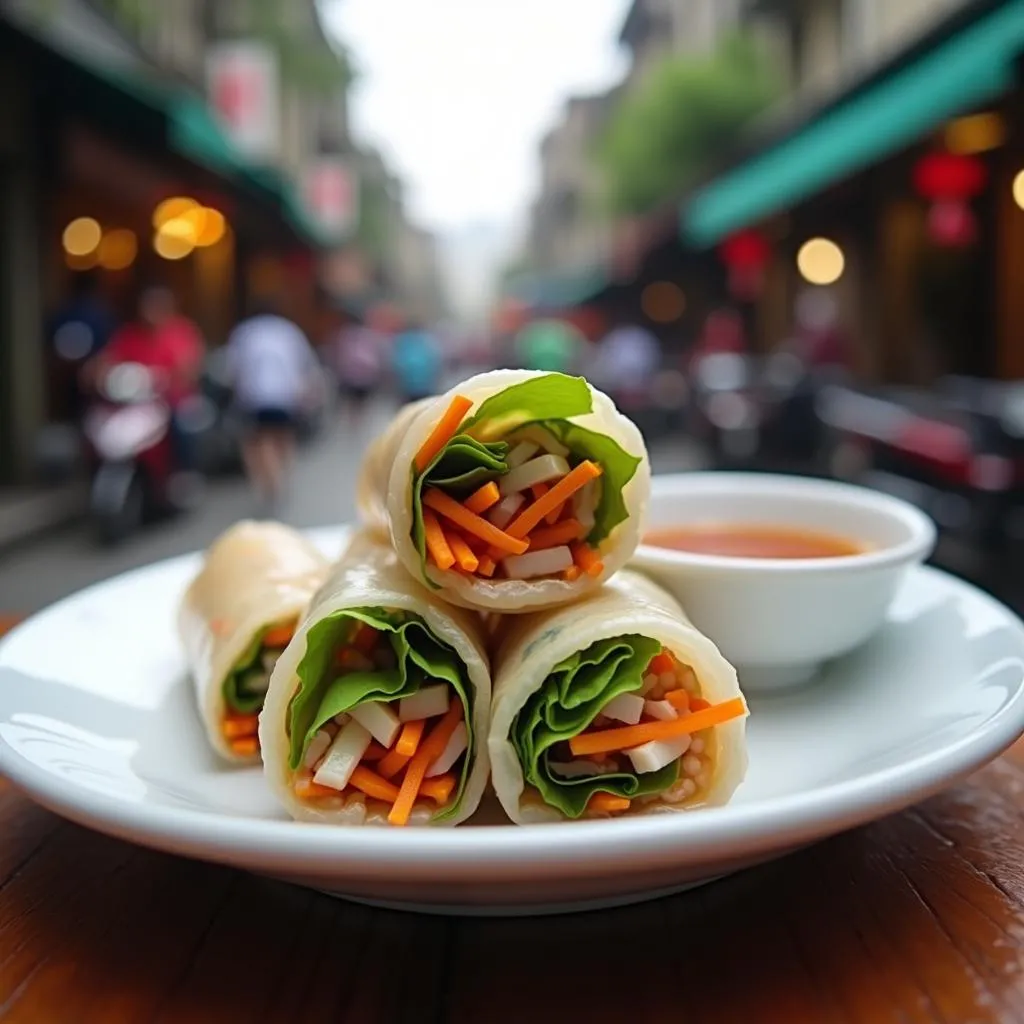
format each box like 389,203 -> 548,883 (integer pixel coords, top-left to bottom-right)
1,526 -> 1024,916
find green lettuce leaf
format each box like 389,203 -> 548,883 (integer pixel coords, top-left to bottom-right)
462,373 -> 592,440
287,607 -> 474,822
510,635 -> 677,818
223,632 -> 267,714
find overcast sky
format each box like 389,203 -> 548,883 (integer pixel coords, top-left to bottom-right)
323,0 -> 630,237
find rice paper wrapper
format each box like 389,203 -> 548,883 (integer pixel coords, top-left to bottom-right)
260,531 -> 493,827
178,521 -> 329,763
356,369 -> 650,614
488,570 -> 748,824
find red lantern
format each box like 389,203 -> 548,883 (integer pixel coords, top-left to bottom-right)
718,229 -> 770,299
913,152 -> 985,248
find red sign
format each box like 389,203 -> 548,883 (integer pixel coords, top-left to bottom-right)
206,41 -> 279,159
301,160 -> 358,239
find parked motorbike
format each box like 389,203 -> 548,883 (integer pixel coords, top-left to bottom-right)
83,362 -> 190,544
688,353 -> 763,467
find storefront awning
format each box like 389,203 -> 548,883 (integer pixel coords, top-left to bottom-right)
682,0 -> 1024,247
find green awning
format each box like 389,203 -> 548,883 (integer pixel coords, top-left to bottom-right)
506,266 -> 610,309
682,0 -> 1024,246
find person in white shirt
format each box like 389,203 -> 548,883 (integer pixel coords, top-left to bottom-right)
225,300 -> 319,509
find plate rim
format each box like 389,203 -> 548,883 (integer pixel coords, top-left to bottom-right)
2,538 -> 1024,882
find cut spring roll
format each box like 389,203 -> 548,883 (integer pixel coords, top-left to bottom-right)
488,571 -> 748,823
178,521 -> 329,763
356,369 -> 650,613
260,532 -> 491,826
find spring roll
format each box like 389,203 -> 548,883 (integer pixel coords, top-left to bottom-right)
488,571 -> 748,823
179,521 -> 329,763
356,369 -> 650,613
260,532 -> 491,827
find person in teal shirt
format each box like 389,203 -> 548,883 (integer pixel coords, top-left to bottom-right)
392,321 -> 442,402
513,317 -> 584,374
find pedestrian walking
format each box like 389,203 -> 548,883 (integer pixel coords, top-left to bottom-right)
332,319 -> 385,424
224,299 -> 320,512
392,320 -> 442,403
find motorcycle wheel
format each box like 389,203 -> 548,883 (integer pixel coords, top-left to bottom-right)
93,465 -> 145,546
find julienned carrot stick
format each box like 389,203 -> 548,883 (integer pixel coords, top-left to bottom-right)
648,651 -> 674,675
294,775 -> 337,799
377,745 -> 412,780
396,718 -> 426,757
389,703 -> 463,826
262,623 -> 295,648
463,481 -> 500,515
507,461 -> 602,539
349,766 -> 400,803
562,565 -> 581,581
222,715 -> 260,739
478,555 -> 496,578
423,509 -> 455,570
530,481 -> 549,502
230,736 -> 259,756
587,793 -> 631,813
420,773 -> 456,803
447,532 -> 480,573
666,689 -> 690,711
423,489 -> 528,555
351,623 -> 380,654
413,395 -> 473,472
363,742 -> 388,761
569,697 -> 747,757
690,697 -> 711,712
528,519 -> 584,551
544,499 -> 566,525
571,543 -> 604,578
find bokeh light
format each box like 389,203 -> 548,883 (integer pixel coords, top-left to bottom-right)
945,112 -> 1005,155
1013,170 -> 1024,211
192,207 -> 227,247
153,218 -> 196,260
62,217 -> 102,257
97,229 -> 138,271
153,197 -> 198,229
641,281 -> 686,322
796,237 -> 845,285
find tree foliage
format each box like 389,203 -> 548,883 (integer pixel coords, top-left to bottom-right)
597,33 -> 781,215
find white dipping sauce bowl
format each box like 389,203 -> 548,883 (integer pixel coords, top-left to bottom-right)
630,472 -> 937,692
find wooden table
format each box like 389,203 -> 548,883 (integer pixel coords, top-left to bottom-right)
4,619 -> 1024,1023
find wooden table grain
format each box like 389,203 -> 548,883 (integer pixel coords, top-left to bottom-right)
4,621 -> 1024,1022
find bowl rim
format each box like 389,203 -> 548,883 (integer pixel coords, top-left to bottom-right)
635,471 -> 937,576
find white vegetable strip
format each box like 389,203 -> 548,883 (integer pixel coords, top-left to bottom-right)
573,480 -> 598,530
303,728 -> 333,769
626,734 -> 691,774
499,454 -> 570,496
505,441 -> 539,468
601,692 -> 645,725
644,699 -> 678,721
513,425 -> 569,458
349,701 -> 401,748
426,721 -> 468,777
398,684 -> 450,722
313,719 -> 372,790
488,493 -> 525,529
501,546 -> 574,580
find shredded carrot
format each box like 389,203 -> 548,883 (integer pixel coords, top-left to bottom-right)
477,555 -> 497,578
414,394 -> 473,473
335,647 -> 373,672
544,499 -> 566,526
569,697 -> 746,756
562,565 -> 582,582
587,793 -> 631,814
648,651 -> 675,675
689,697 -> 711,712
571,543 -> 605,578
294,774 -> 337,800
507,461 -> 603,539
222,715 -> 260,739
377,746 -> 412,780
363,742 -> 388,761
530,481 -> 549,502
352,623 -> 380,655
463,481 -> 500,515
665,689 -> 690,711
230,736 -> 259,756
396,718 -> 426,758
420,773 -> 457,804
423,489 -> 528,555
423,509 -> 456,570
349,766 -> 401,803
528,519 -> 584,551
262,623 -> 295,648
389,703 -> 464,826
447,531 -> 480,573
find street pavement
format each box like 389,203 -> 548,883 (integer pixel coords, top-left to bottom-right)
0,400 -> 705,615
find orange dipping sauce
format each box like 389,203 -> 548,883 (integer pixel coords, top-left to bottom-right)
645,524 -> 865,559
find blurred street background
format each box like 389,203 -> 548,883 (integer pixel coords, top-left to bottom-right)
1,0 -> 1023,615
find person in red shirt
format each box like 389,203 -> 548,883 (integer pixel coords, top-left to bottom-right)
86,285 -> 205,480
